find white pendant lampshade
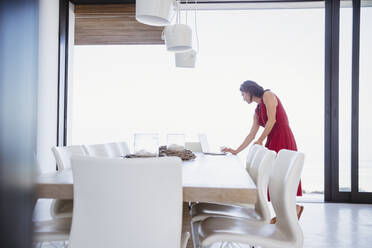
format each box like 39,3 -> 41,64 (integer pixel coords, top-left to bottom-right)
136,0 -> 175,26
162,24 -> 192,52
175,49 -> 197,68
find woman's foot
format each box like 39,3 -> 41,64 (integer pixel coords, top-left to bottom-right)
270,217 -> 276,224
296,204 -> 304,220
270,205 -> 304,224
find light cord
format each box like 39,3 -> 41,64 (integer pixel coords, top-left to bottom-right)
194,0 -> 199,53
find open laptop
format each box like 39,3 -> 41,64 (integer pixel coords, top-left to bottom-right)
198,134 -> 226,155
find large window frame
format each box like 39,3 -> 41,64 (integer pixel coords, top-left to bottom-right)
325,0 -> 372,203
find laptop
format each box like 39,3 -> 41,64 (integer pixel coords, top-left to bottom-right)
198,134 -> 226,155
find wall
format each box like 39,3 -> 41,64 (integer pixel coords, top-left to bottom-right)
37,0 -> 59,173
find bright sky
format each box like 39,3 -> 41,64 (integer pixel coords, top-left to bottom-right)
71,7 -> 371,193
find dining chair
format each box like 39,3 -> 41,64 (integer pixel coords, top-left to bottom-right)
117,141 -> 130,155
50,145 -> 85,219
197,149 -> 305,248
82,143 -> 112,157
51,145 -> 86,171
106,142 -> 122,157
69,156 -> 190,248
33,158 -> 72,248
245,144 -> 264,179
191,146 -> 275,224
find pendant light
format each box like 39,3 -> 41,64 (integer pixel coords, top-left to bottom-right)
162,0 -> 192,52
175,50 -> 197,68
175,0 -> 199,68
136,0 -> 175,26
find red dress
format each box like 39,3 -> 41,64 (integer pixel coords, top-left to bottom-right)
255,92 -> 302,199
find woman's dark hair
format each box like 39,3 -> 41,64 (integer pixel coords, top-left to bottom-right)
240,80 -> 266,100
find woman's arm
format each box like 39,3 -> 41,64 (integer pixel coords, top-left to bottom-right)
223,113 -> 260,155
254,91 -> 278,145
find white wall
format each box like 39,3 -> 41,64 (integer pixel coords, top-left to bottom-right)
37,0 -> 59,173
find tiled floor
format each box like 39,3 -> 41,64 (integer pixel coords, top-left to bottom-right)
33,200 -> 372,248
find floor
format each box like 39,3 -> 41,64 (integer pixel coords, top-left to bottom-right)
33,200 -> 372,248
299,202 -> 372,248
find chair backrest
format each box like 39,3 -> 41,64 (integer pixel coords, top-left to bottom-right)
117,141 -> 130,155
248,146 -> 267,184
106,142 -> 122,157
51,145 -> 86,171
185,142 -> 202,152
69,156 -> 183,248
245,144 -> 264,176
82,144 -> 112,157
269,149 -> 305,246
253,149 -> 276,222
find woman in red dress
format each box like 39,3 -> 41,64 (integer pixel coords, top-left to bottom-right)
222,80 -> 304,223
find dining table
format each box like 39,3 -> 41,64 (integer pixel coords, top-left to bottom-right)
35,153 -> 257,248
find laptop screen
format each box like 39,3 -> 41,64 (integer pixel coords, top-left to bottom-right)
198,134 -> 210,153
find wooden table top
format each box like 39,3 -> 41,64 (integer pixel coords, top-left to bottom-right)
35,153 -> 257,204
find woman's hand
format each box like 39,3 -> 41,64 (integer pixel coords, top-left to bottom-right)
222,147 -> 238,155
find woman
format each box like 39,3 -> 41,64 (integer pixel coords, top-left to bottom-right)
222,80 -> 304,223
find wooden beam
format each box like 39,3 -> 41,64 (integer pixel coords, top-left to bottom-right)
75,4 -> 164,45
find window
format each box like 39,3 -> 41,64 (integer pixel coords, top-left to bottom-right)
339,5 -> 353,192
358,3 -> 372,193
71,8 -> 325,195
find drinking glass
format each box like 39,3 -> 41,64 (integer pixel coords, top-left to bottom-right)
134,133 -> 159,156
167,134 -> 185,151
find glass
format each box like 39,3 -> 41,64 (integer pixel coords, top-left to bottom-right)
358,2 -> 372,192
167,134 -> 185,151
134,133 -> 159,156
338,5 -> 352,192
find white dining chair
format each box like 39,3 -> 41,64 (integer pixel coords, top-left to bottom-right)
106,142 -> 122,157
69,156 -> 190,248
245,144 -> 264,179
51,145 -> 86,171
33,160 -> 72,248
82,143 -> 112,157
50,145 -> 85,219
191,146 -> 275,224
117,141 -> 130,155
197,149 -> 305,248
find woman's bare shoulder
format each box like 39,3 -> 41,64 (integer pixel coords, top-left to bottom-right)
263,91 -> 277,101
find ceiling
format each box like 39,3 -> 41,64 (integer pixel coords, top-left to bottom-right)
70,0 -> 134,4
